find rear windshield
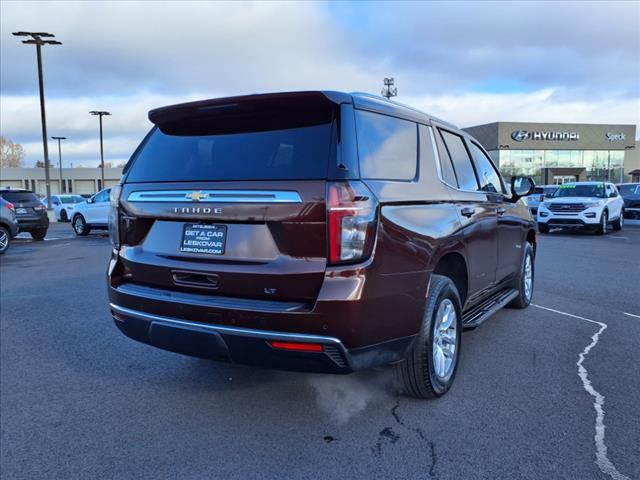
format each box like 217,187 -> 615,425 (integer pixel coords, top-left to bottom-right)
0,191 -> 39,203
126,123 -> 333,183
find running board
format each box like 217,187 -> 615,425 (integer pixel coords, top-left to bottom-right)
462,288 -> 518,330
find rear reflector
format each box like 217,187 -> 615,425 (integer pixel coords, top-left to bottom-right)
269,341 -> 324,352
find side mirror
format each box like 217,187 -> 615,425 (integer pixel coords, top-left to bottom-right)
608,192 -> 616,198
87,197 -> 93,204
510,176 -> 536,202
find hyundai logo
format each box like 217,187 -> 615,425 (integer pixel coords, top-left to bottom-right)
511,130 -> 529,142
510,130 -> 579,142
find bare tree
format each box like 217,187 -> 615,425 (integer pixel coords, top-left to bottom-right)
0,136 -> 26,167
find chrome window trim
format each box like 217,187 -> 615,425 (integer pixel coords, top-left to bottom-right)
127,190 -> 302,203
109,303 -> 343,345
429,125 -> 509,198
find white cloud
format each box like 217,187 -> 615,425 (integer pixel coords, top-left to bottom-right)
404,89 -> 640,128
0,1 -> 638,167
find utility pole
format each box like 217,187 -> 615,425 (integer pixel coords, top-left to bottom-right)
52,136 -> 66,193
382,77 -> 397,99
12,31 -> 61,209
89,111 -> 111,189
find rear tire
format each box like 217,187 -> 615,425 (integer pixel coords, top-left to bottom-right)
538,223 -> 549,234
30,229 -> 47,241
612,212 -> 623,231
507,243 -> 534,309
0,226 -> 10,254
396,275 -> 462,399
73,215 -> 90,236
596,210 -> 608,235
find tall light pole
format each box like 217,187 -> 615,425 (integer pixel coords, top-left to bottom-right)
382,77 -> 397,99
90,111 -> 111,189
12,31 -> 62,209
51,136 -> 66,193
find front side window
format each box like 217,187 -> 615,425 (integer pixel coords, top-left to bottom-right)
355,110 -> 417,181
468,142 -> 505,194
439,130 -> 478,191
94,189 -> 110,203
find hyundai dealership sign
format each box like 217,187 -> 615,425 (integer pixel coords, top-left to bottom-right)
511,130 -> 580,142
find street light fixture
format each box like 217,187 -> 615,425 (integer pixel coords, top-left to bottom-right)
51,136 -> 67,193
12,31 -> 62,209
89,111 -> 111,189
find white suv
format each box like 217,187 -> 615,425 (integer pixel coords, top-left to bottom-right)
537,182 -> 624,235
71,187 -> 111,236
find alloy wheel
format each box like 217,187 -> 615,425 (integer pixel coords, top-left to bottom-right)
74,217 -> 84,234
0,230 -> 7,251
523,253 -> 533,300
432,298 -> 458,381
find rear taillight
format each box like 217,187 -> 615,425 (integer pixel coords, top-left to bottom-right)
327,181 -> 377,265
109,185 -> 122,248
6,202 -> 15,212
33,203 -> 46,212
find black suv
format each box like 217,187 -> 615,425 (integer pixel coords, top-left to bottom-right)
107,91 -> 536,399
0,189 -> 49,240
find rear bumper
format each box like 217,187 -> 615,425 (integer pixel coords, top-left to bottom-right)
110,303 -> 414,374
16,215 -> 49,231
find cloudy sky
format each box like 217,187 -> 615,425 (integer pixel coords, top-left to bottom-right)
1,0 -> 639,167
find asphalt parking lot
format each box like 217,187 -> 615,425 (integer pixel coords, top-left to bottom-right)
1,222 -> 639,479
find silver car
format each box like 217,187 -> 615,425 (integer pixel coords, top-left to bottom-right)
0,197 -> 20,254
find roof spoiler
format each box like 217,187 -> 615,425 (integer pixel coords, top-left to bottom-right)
148,91 -> 351,126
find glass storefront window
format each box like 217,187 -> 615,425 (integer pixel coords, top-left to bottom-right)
496,149 -> 625,185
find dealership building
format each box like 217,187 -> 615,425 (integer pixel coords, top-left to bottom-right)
463,122 -> 638,185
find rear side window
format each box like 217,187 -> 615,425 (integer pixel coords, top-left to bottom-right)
0,191 -> 39,203
355,110 -> 417,180
468,142 -> 505,194
126,120 -> 333,183
439,130 -> 478,191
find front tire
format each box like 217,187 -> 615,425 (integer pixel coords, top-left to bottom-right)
612,212 -> 623,231
596,210 -> 608,235
507,243 -> 534,309
0,226 -> 10,254
396,275 -> 462,399
73,215 -> 90,236
30,229 -> 47,241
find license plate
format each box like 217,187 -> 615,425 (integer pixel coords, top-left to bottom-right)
180,224 -> 226,255
16,208 -> 27,214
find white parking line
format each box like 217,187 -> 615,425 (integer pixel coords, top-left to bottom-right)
532,304 -> 630,480
622,312 -> 640,319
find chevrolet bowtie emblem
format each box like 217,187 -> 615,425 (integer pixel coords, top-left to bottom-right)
186,191 -> 208,202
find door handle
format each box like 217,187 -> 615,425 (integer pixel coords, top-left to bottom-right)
497,207 -> 506,216
460,207 -> 475,218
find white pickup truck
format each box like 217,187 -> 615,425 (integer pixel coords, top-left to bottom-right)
536,182 -> 624,235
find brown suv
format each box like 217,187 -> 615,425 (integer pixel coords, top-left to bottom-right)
107,91 -> 536,399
